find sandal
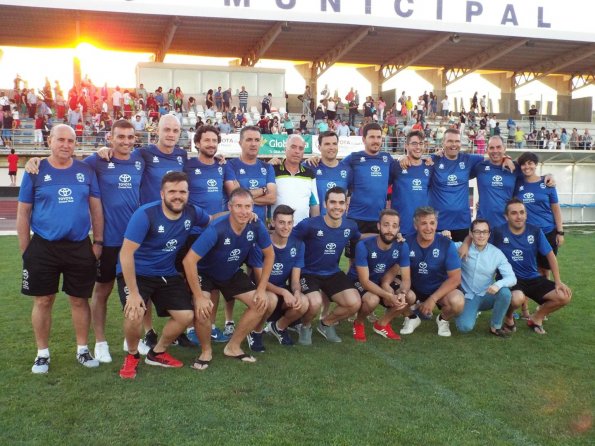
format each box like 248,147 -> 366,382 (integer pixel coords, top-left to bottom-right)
527,319 -> 546,335
190,357 -> 211,371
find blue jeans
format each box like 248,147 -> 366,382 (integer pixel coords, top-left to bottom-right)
456,287 -> 512,332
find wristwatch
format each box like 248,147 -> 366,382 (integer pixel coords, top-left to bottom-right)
556,231 -> 564,236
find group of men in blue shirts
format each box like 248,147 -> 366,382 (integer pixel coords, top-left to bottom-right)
17,117 -> 571,378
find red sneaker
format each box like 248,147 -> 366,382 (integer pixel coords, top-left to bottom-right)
373,322 -> 401,340
145,350 -> 183,368
119,353 -> 140,379
353,321 -> 366,342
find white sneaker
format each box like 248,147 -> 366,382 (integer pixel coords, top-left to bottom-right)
436,315 -> 451,337
400,316 -> 421,335
32,356 -> 50,374
122,338 -> 150,356
94,342 -> 112,363
76,349 -> 100,368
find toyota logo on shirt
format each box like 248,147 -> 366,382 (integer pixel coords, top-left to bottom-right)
249,179 -> 259,188
272,263 -> 284,272
370,165 -> 381,176
326,243 -> 336,250
163,239 -> 178,252
326,182 -> 336,189
119,174 -> 132,182
492,175 -> 503,182
512,249 -> 523,261
447,175 -> 457,183
207,179 -> 217,187
58,188 -> 72,197
412,179 -> 422,186
523,193 -> 534,200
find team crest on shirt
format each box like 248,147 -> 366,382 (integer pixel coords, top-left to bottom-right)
371,251 -> 377,259
527,235 -> 534,244
382,156 -> 388,162
503,237 -> 509,244
344,229 -> 351,238
512,249 -> 523,261
158,225 -> 165,233
228,249 -> 241,262
447,174 -> 458,185
246,230 -> 254,241
418,262 -> 428,274
135,161 -> 142,170
239,169 -> 245,174
224,238 -> 231,245
459,162 -> 465,169
438,163 -> 444,169
290,247 -> 297,257
370,165 -> 382,177
261,167 -> 267,175
392,250 -> 399,259
317,230 -> 324,237
44,174 -> 52,182
195,168 -> 201,175
540,183 -> 546,189
374,263 -> 386,274
153,156 -> 159,163
184,219 -> 191,230
177,156 -> 183,165
107,162 -> 115,169
433,249 -> 440,258
424,169 -> 429,176
412,179 -> 422,191
218,167 -> 223,175
163,239 -> 178,252
76,173 -> 85,182
340,170 -> 347,178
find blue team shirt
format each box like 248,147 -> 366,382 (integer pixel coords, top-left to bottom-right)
472,160 -> 521,228
405,233 -> 461,296
429,153 -> 484,230
139,144 -> 187,204
515,178 -> 559,234
311,161 -> 351,215
119,201 -> 210,276
391,163 -> 433,235
348,236 -> 410,284
185,158 -> 229,234
84,151 -> 145,247
191,216 -> 272,282
19,159 -> 100,242
344,150 -> 393,221
491,223 -> 552,280
292,216 -> 361,276
224,158 -> 276,221
248,236 -> 305,287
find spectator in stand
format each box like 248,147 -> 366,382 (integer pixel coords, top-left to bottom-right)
214,87 -> 223,111
219,116 -> 232,135
174,87 -> 184,111
111,86 -> 123,119
580,129 -> 592,150
363,96 -> 375,124
441,95 -> 450,117
75,119 -> 84,143
326,97 -> 337,121
515,127 -> 526,149
559,128 -> 569,150
480,95 -> 487,113
238,86 -> 249,113
506,118 -> 516,146
299,115 -> 308,133
222,88 -> 231,112
2,110 -> 14,148
136,83 -> 147,103
376,97 -> 386,123
205,89 -> 214,110
569,128 -> 579,149
8,148 -> 19,186
476,127 -> 487,154
527,129 -> 537,148
528,104 -> 538,132
34,114 -> 45,149
154,87 -> 164,107
282,113 -> 294,135
429,93 -> 438,119
261,93 -> 272,116
348,99 -> 358,128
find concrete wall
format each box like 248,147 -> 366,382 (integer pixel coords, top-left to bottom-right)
569,97 -> 593,122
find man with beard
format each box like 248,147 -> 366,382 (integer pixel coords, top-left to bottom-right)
117,172 -> 211,378
348,209 -> 413,342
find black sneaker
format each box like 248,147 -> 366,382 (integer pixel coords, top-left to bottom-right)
143,329 -> 158,349
173,332 -> 195,348
268,321 -> 294,346
246,331 -> 265,352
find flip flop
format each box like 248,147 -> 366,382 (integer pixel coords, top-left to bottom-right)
490,328 -> 511,338
190,357 -> 211,371
225,353 -> 256,363
502,321 -> 516,333
527,319 -> 546,335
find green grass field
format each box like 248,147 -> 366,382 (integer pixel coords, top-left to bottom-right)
1,231 -> 593,446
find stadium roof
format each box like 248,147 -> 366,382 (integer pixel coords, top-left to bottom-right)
0,5 -> 594,85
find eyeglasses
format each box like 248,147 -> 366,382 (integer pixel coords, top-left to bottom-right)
408,142 -> 423,147
472,230 -> 490,235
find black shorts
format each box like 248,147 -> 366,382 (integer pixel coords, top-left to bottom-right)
512,276 -> 556,305
354,280 -> 401,308
198,270 -> 256,302
21,234 -> 97,298
440,228 -> 469,243
268,285 -> 291,321
175,233 -> 199,273
96,246 -> 121,283
9,170 -> 17,176
117,274 -> 193,317
411,286 -> 463,308
300,271 -> 356,301
346,219 -> 378,258
537,230 -> 558,270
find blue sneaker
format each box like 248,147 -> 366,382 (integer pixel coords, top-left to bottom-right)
246,331 -> 266,352
268,321 -> 294,346
211,326 -> 230,343
186,328 -> 200,346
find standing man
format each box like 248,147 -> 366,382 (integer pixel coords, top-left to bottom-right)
84,119 -> 145,363
343,122 -> 394,258
272,134 -> 319,225
492,199 -> 572,335
17,124 -> 104,373
390,130 -> 432,236
238,86 -> 249,113
292,187 -> 362,344
261,93 -> 272,116
111,86 -> 123,119
224,126 -> 277,222
454,219 -> 516,336
8,148 -> 19,186
136,83 -> 147,103
183,188 -> 275,366
247,205 -> 310,347
348,209 -> 413,341
214,87 -> 223,111
117,172 -> 211,378
401,207 -> 464,337
302,86 -> 312,116
528,105 -> 538,132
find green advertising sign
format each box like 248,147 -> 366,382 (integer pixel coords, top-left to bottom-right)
258,134 -> 313,155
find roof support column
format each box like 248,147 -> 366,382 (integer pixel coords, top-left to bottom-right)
482,72 -> 518,118
417,68 -> 447,108
540,75 -> 572,118
356,66 -> 382,101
